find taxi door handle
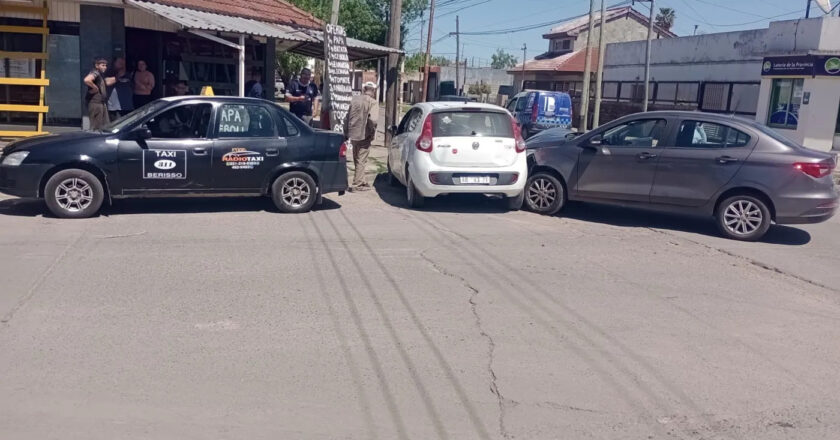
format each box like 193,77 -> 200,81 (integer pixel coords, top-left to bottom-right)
193,147 -> 208,156
716,155 -> 739,164
266,148 -> 279,157
637,152 -> 658,160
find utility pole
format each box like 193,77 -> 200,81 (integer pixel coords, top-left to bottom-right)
422,0 -> 436,102
580,0 -> 595,132
385,0 -> 403,147
643,0 -> 655,112
593,0 -> 607,128
693,24 -> 698,35
520,43 -> 526,93
461,43 -> 466,94
455,16 -> 460,95
805,0 -> 811,18
330,0 -> 340,24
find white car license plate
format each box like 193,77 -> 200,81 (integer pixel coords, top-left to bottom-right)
460,176 -> 490,184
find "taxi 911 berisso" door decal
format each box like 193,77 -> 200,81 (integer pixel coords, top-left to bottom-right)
142,149 -> 187,179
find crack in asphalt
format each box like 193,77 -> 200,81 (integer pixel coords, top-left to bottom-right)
646,228 -> 840,297
420,250 -> 512,439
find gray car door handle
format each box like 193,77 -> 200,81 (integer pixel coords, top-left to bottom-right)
193,147 -> 208,156
637,152 -> 658,160
266,147 -> 279,156
716,155 -> 739,164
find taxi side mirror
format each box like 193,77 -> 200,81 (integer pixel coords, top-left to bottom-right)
127,125 -> 152,141
388,125 -> 398,135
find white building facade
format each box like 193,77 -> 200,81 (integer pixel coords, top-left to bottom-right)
602,16 -> 840,151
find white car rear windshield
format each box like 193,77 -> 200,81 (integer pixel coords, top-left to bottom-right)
432,111 -> 513,138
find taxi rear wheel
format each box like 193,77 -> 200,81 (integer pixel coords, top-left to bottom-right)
272,171 -> 317,213
44,169 -> 104,219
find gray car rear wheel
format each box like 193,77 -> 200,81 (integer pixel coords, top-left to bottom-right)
716,195 -> 771,241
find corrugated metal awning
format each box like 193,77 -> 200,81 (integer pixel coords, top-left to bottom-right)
128,0 -> 316,43
127,0 -> 401,61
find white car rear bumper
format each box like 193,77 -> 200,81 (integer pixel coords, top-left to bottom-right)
408,156 -> 527,198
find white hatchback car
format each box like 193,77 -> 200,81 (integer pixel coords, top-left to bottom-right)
387,102 -> 528,208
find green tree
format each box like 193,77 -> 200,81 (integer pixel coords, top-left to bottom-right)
467,82 -> 491,96
275,52 -> 308,84
490,49 -> 517,70
286,0 -> 428,46
655,7 -> 676,32
404,53 -> 451,72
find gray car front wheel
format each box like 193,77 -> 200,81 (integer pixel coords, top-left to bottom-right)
716,195 -> 771,241
524,172 -> 565,215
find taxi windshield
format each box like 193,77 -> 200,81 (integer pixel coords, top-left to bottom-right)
102,100 -> 169,133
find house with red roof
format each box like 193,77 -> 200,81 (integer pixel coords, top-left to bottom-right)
508,6 -> 675,98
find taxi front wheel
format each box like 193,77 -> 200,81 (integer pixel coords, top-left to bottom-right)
272,171 -> 318,213
44,169 -> 104,219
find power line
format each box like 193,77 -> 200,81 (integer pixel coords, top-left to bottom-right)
458,0 -> 632,35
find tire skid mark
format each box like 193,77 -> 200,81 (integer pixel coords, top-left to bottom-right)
306,214 -> 411,440
334,208 -> 496,440
297,214 -> 378,440
412,210 -> 711,438
379,205 -> 675,438
316,212 -> 451,440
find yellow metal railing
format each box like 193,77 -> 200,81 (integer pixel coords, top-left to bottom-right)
0,0 -> 50,138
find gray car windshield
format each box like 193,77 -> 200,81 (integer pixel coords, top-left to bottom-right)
102,100 -> 169,133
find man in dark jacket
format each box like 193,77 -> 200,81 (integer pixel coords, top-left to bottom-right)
83,57 -> 115,130
285,68 -> 319,123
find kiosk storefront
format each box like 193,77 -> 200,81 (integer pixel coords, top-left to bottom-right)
756,53 -> 840,151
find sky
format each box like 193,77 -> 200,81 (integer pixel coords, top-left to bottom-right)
403,0 -> 838,67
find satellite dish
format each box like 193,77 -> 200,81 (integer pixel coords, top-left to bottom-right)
815,0 -> 832,14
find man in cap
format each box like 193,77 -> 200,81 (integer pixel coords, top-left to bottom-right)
83,57 -> 116,130
344,81 -> 379,191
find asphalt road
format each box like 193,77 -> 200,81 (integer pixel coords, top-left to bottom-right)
1,173 -> 840,439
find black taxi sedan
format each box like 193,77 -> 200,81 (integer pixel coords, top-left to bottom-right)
0,96 -> 348,218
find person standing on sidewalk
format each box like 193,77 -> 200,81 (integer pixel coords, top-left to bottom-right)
133,59 -> 155,107
83,57 -> 115,130
107,57 -> 134,120
344,81 -> 379,192
285,68 -> 319,124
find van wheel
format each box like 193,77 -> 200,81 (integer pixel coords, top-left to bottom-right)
272,171 -> 317,213
716,195 -> 771,241
524,172 -> 565,215
44,169 -> 104,219
406,170 -> 425,209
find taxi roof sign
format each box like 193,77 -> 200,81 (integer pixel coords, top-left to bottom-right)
200,86 -> 214,96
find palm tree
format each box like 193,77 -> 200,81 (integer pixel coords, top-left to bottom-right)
655,7 -> 676,32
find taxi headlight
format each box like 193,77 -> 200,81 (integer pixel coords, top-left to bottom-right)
2,151 -> 29,167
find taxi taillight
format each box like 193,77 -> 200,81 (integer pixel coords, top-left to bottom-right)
339,142 -> 347,158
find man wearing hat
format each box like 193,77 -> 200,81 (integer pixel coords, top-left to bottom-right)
344,81 -> 379,191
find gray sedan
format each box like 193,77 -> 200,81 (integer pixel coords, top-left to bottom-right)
525,111 -> 838,241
